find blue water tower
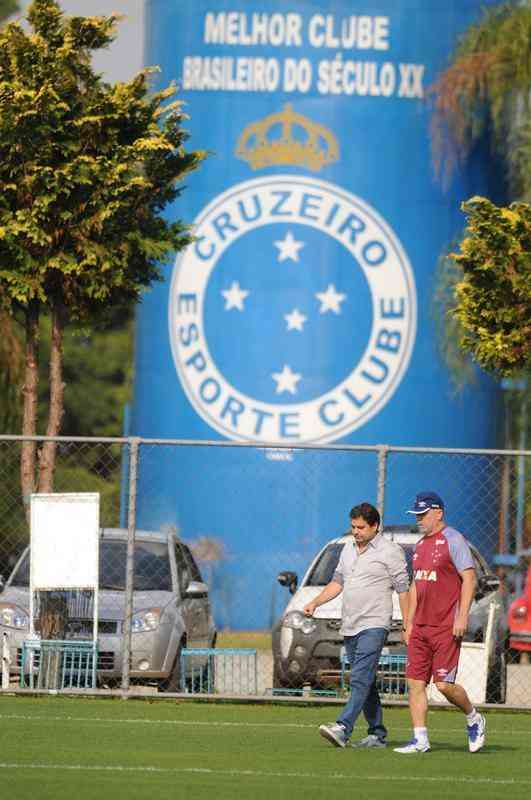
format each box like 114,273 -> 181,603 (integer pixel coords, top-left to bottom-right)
132,1 -> 502,627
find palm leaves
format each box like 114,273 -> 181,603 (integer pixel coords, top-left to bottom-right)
430,2 -> 531,198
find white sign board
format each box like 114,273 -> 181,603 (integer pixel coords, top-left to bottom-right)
30,493 -> 100,590
428,642 -> 488,705
427,603 -> 498,706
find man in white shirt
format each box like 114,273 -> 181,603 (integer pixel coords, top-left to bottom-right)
304,502 -> 409,748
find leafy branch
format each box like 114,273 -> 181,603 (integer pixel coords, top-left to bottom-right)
430,2 -> 531,197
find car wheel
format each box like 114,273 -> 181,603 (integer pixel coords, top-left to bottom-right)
159,644 -> 184,693
272,662 -> 301,694
272,661 -> 288,689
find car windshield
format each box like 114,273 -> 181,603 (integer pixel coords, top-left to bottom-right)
305,543 -> 346,586
8,540 -> 172,592
305,541 -> 416,587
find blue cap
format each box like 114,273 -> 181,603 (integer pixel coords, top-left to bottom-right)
407,491 -> 444,515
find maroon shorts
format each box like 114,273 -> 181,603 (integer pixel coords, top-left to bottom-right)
406,624 -> 461,684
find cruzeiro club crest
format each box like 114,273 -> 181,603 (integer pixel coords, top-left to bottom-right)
169,175 -> 416,444
169,108 -> 416,444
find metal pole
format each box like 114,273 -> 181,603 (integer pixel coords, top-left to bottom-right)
1,631 -> 10,689
515,390 -> 528,557
1,433 -> 530,457
93,503 -> 101,690
515,389 -> 528,597
119,405 -> 131,528
376,445 -> 389,525
121,437 -> 140,693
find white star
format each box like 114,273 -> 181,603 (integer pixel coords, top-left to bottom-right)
284,308 -> 307,332
273,230 -> 305,262
221,281 -> 249,311
315,284 -> 346,314
272,364 -> 302,395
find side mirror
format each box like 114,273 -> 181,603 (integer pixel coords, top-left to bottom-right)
277,570 -> 298,595
477,574 -> 500,597
184,580 -> 209,598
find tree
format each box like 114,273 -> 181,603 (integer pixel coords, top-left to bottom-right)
451,196 -> 531,375
0,309 -> 134,576
0,0 -> 204,504
430,2 -> 531,198
429,2 -> 531,382
0,1 -> 17,24
0,2 -> 21,426
0,310 -> 24,431
38,309 -> 134,439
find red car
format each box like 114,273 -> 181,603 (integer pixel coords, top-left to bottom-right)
508,564 -> 531,658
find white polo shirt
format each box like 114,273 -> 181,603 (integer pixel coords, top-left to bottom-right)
333,533 -> 409,637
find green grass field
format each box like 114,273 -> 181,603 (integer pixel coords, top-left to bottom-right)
0,696 -> 530,800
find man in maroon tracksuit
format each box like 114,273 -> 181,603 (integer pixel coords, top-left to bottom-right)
394,490 -> 487,754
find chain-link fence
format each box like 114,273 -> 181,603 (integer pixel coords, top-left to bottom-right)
0,435 -> 529,706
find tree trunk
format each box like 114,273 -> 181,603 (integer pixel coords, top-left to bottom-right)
20,302 -> 39,518
37,592 -> 68,690
0,311 -> 24,431
38,302 -> 65,493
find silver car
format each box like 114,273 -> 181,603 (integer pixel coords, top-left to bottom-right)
272,525 -> 505,701
0,528 -> 216,691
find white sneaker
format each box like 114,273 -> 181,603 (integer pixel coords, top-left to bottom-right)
319,723 -> 349,748
393,738 -> 430,754
467,714 -> 486,753
351,734 -> 387,749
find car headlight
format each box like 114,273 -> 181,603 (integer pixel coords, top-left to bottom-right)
283,610 -> 317,635
512,605 -> 528,620
0,604 -> 29,630
131,608 -> 161,633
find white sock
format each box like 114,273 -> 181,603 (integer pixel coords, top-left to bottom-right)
414,726 -> 429,743
466,708 -> 480,724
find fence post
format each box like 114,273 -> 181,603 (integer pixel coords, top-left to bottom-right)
119,404 -> 131,528
121,437 -> 140,694
2,631 -> 10,689
376,445 -> 389,524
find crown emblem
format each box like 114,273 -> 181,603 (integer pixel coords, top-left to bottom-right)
236,104 -> 339,172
